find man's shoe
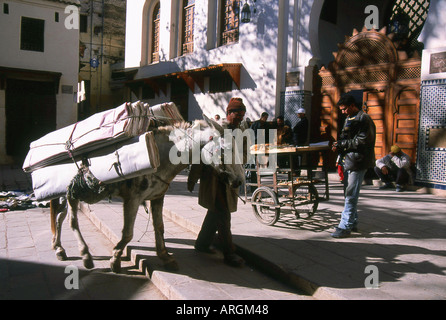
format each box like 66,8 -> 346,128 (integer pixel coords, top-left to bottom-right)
194,244 -> 217,254
379,183 -> 393,190
224,253 -> 245,267
331,227 -> 351,238
396,184 -> 404,192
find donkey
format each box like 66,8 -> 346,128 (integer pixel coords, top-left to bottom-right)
49,117 -> 245,273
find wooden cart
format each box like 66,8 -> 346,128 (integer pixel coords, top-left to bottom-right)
245,143 -> 330,225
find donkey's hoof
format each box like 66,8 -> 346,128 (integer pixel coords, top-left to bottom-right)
110,259 -> 121,273
164,259 -> 179,271
83,257 -> 95,269
55,250 -> 67,261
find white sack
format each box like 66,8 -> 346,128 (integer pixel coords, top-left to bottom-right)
31,131 -> 160,201
23,101 -> 182,172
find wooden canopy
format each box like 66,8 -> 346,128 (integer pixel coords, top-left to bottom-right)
126,63 -> 242,95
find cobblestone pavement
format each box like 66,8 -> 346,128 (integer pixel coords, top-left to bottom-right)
0,206 -> 166,300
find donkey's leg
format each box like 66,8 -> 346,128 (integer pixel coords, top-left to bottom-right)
51,198 -> 68,261
110,198 -> 139,273
67,198 -> 94,269
151,196 -> 179,271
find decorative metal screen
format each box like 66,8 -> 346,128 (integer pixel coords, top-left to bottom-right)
151,3 -> 160,63
338,39 -> 394,67
280,91 -> 310,128
389,0 -> 430,40
397,66 -> 421,79
21,17 -> 45,52
182,0 -> 195,55
221,0 -> 240,45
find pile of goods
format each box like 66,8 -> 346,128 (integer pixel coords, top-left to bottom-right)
22,101 -> 183,201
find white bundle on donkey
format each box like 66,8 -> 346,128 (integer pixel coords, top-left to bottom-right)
23,101 -> 183,201
22,103 -> 245,273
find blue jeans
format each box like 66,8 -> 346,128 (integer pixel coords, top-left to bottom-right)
338,169 -> 367,230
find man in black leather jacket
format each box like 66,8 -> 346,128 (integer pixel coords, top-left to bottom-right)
331,95 -> 376,238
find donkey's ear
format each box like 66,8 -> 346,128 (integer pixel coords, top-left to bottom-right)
203,114 -> 224,135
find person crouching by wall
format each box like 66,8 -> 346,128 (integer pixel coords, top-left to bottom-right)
374,145 -> 412,192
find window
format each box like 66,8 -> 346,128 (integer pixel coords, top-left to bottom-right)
80,14 -> 88,33
182,0 -> 195,55
387,0 -> 430,40
21,17 -> 44,52
209,74 -> 233,93
94,26 -> 102,35
151,2 -> 160,63
55,12 -> 59,22
3,3 -> 9,14
142,85 -> 155,100
220,0 -> 240,46
320,0 -> 337,24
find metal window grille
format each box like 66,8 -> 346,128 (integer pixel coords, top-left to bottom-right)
221,0 -> 240,46
209,74 -> 233,93
339,39 -> 393,67
20,17 -> 45,52
390,0 -> 430,40
182,0 -> 195,55
152,3 -> 160,63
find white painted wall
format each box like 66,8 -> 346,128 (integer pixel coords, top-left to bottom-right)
126,0 -> 302,122
0,0 -> 79,126
125,0 -> 145,68
0,0 -> 79,163
418,0 -> 446,51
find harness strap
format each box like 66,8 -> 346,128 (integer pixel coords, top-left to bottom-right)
152,173 -> 170,188
65,122 -> 81,170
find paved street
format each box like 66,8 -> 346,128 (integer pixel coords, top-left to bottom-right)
1,165 -> 446,300
82,199 -> 311,300
0,206 -> 166,300
0,165 -> 310,300
0,207 -> 310,300
161,171 -> 446,299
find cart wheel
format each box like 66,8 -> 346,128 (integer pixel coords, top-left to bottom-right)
251,187 -> 280,225
292,183 -> 319,218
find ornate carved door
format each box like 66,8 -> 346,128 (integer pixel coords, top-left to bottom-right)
363,90 -> 387,161
315,27 -> 421,167
392,88 -> 419,161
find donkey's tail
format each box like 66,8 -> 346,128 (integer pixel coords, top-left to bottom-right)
50,198 -> 66,236
50,199 -> 58,236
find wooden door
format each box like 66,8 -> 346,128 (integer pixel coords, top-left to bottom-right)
393,88 -> 419,161
315,29 -> 421,167
171,79 -> 189,121
5,79 -> 57,161
363,90 -> 387,161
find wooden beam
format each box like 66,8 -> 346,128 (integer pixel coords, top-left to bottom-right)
222,63 -> 241,89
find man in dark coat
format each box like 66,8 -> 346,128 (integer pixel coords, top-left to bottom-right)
187,98 -> 246,267
290,108 -> 309,173
292,108 -> 308,146
331,95 -> 376,238
251,112 -> 270,143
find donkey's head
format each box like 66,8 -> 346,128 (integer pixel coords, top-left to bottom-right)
167,115 -> 246,188
198,115 -> 246,189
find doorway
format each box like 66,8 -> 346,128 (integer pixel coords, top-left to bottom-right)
5,79 -> 57,161
170,78 -> 189,121
316,28 -> 421,167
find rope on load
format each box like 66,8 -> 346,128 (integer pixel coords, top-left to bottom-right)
67,164 -> 107,203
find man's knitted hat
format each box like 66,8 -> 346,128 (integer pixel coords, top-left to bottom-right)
391,145 -> 401,154
226,97 -> 246,114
